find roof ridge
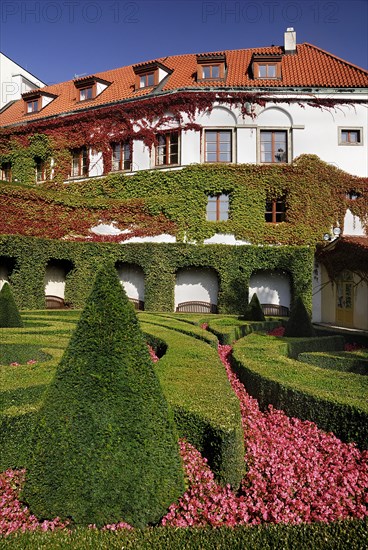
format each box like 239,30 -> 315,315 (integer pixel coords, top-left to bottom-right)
302,43 -> 368,74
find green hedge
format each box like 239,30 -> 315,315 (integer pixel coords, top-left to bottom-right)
287,335 -> 345,359
2,519 -> 367,549
1,312 -> 244,489
231,333 -> 368,449
141,318 -> 245,489
207,317 -> 281,345
0,234 -> 314,314
298,351 -> 368,376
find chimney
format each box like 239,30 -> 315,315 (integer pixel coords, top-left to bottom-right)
284,27 -> 296,54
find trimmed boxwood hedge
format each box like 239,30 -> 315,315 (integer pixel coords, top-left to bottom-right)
0,282 -> 23,327
22,265 -> 185,528
231,333 -> 368,449
0,234 -> 314,314
141,318 -> 245,489
298,351 -> 368,375
1,519 -> 367,549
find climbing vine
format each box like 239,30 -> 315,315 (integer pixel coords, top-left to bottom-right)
0,155 -> 366,245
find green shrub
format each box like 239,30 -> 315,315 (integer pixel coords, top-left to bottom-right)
284,296 -> 315,337
23,264 -> 185,528
298,351 -> 368,375
287,335 -> 345,359
232,333 -> 368,449
2,519 -> 367,549
0,282 -> 23,327
241,293 -> 265,322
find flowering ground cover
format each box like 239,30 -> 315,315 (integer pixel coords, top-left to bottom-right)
1,342 -> 367,536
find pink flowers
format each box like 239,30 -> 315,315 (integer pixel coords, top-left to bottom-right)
267,326 -> 285,337
147,344 -> 159,363
10,362 -> 20,367
1,343 -> 367,535
27,359 -> 37,365
345,342 -> 366,351
162,345 -> 368,527
0,469 -> 68,536
200,323 -> 209,330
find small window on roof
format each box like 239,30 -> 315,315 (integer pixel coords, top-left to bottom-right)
197,53 -> 226,81
27,99 -> 39,113
252,54 -> 282,80
79,86 -> 94,101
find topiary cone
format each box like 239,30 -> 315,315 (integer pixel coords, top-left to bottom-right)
0,282 -> 23,328
284,296 -> 315,337
23,263 -> 185,528
241,293 -> 265,321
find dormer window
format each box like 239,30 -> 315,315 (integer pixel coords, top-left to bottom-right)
140,72 -> 155,88
252,54 -> 282,79
27,99 -> 39,113
73,76 -> 110,102
79,86 -> 94,101
22,90 -> 57,115
132,61 -> 172,90
197,53 -> 226,81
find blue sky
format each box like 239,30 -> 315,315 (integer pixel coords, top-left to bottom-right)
1,0 -> 367,85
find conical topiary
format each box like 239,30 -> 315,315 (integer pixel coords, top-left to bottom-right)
0,282 -> 23,327
241,293 -> 265,321
284,296 -> 315,337
23,263 -> 185,528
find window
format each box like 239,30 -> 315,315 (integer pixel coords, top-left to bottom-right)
265,197 -> 286,223
35,158 -> 46,182
139,72 -> 155,88
196,53 -> 226,81
112,142 -> 132,171
339,129 -> 362,145
260,131 -> 287,163
27,99 -> 39,113
206,194 -> 229,221
205,130 -> 232,163
71,147 -> 88,178
156,132 -> 179,166
257,63 -> 278,78
1,162 -> 11,182
79,86 -> 94,101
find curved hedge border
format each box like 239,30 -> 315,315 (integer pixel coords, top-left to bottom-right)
298,351 -> 368,376
1,312 -> 244,488
0,234 -> 313,314
141,318 -> 245,488
231,333 -> 368,449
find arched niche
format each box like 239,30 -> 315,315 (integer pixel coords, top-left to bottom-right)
116,263 -> 145,310
44,259 -> 74,308
256,106 -> 293,126
249,270 -> 291,316
197,105 -> 237,127
175,267 -> 219,313
0,256 -> 16,290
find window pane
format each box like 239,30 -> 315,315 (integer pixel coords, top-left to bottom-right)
258,65 -> 267,77
267,64 -> 276,77
203,66 -> 211,78
147,73 -> 154,86
219,152 -> 231,162
212,65 -> 220,78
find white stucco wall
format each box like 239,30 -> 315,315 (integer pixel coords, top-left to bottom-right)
89,149 -> 104,177
117,264 -> 145,301
132,141 -> 150,171
343,209 -> 365,236
249,271 -> 291,308
0,53 -> 45,108
44,265 -> 66,298
181,129 -> 201,165
312,262 -> 322,322
0,266 -> 9,290
175,268 -> 218,308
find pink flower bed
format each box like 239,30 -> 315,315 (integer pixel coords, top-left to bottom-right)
1,344 -> 367,535
162,345 -> 368,527
267,326 -> 285,337
0,469 -> 68,536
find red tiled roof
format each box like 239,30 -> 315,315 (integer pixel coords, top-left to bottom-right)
1,43 -> 367,127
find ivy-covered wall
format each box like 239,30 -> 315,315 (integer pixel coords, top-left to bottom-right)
0,235 -> 314,313
1,155 -> 366,246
